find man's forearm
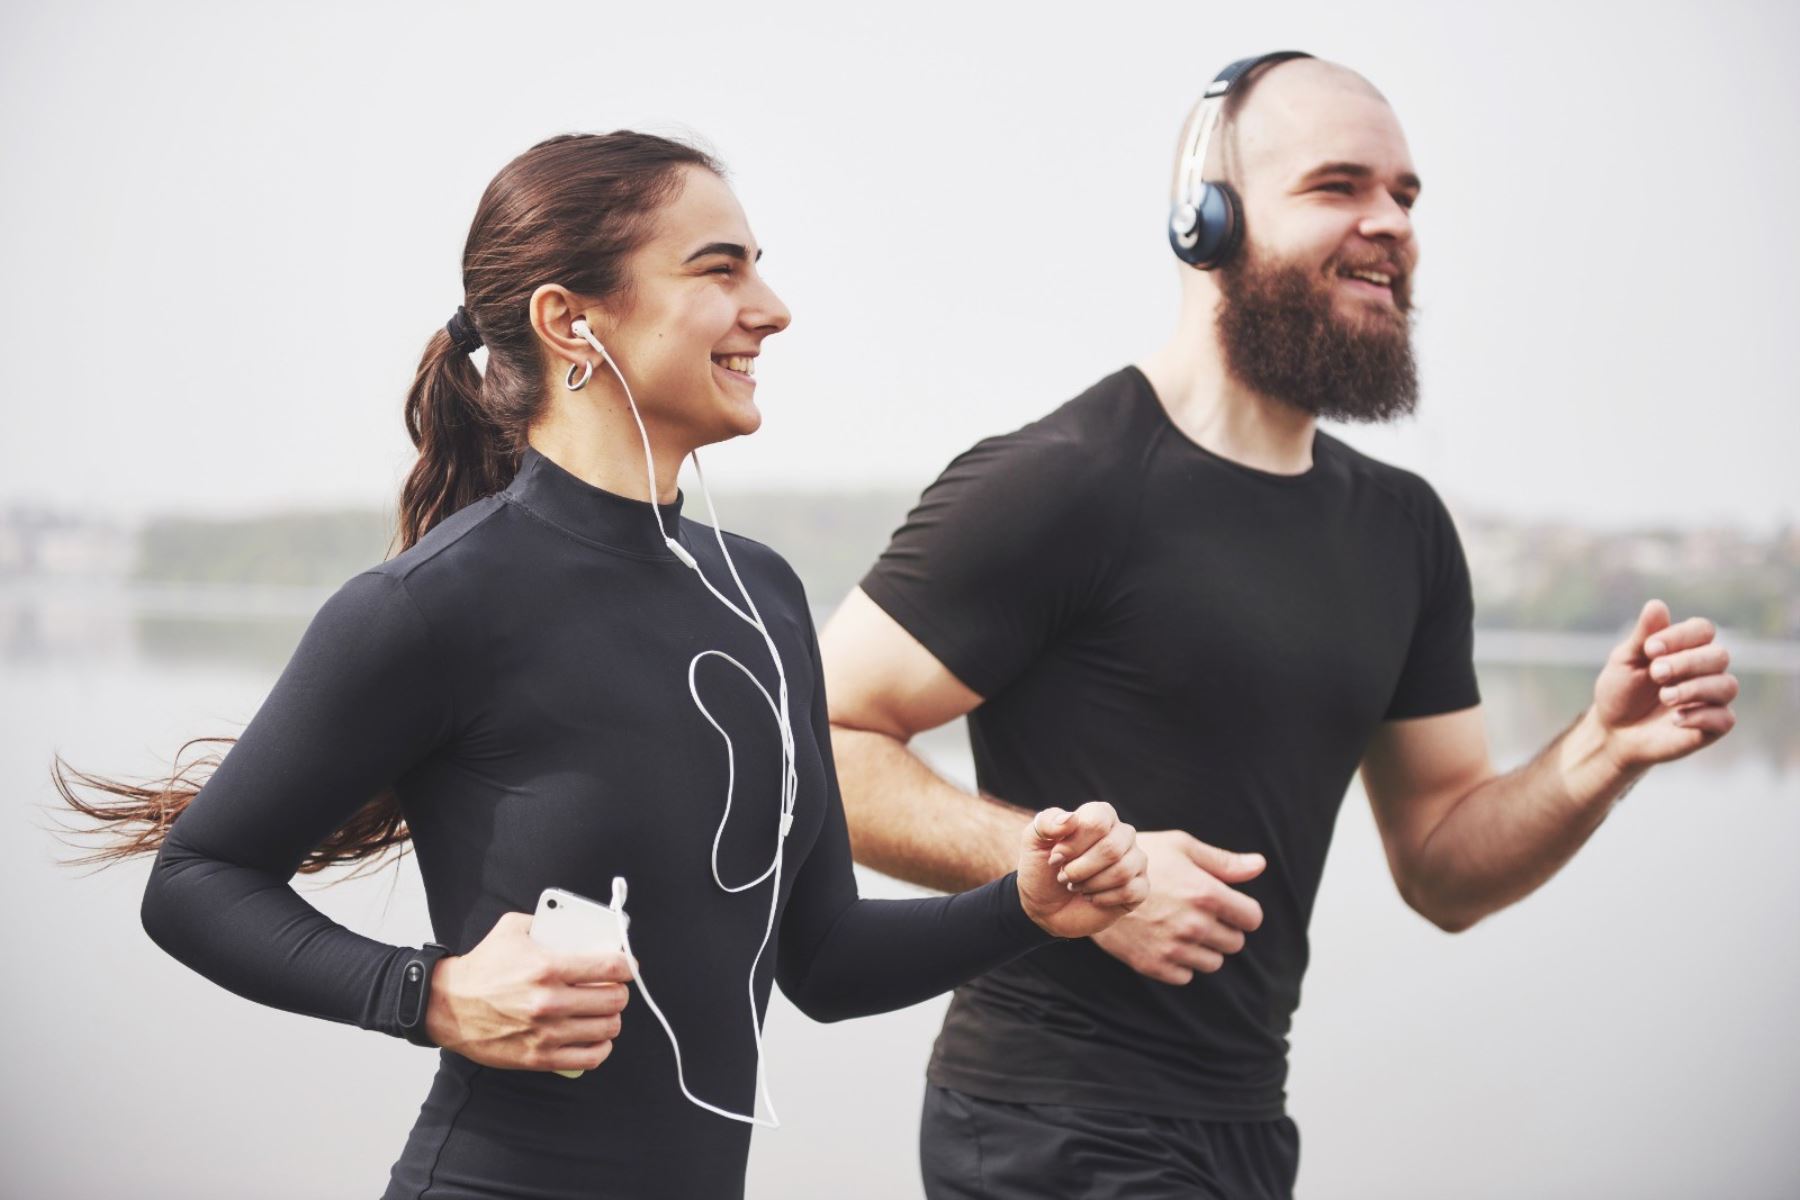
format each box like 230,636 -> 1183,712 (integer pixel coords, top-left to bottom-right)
830,725 -> 1030,893
1407,709 -> 1645,931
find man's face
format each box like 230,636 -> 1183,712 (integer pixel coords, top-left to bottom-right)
1212,64 -> 1423,423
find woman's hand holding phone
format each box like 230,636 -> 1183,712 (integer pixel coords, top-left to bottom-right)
425,911 -> 632,1074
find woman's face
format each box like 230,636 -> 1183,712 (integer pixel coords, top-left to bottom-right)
588,166 -> 791,448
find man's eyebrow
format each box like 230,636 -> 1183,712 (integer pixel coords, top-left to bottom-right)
682,242 -> 764,264
1298,161 -> 1423,193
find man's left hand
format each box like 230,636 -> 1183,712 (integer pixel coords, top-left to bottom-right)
1593,599 -> 1738,771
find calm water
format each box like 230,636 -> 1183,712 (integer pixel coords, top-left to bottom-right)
5,586 -> 1797,1198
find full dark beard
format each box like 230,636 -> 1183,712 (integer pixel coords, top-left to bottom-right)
1214,247 -> 1419,424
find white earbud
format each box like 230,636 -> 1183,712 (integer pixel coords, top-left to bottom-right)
570,317 -> 611,363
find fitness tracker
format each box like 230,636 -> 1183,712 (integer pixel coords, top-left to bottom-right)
397,941 -> 450,1047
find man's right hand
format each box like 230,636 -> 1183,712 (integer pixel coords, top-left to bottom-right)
425,912 -> 632,1072
1090,831 -> 1266,985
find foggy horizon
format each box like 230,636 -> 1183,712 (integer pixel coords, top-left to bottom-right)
3,2 -> 1796,535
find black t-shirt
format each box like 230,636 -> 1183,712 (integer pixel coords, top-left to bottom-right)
140,446 -> 1050,1200
860,366 -> 1480,1119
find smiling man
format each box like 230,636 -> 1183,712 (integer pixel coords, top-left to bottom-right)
820,53 -> 1739,1199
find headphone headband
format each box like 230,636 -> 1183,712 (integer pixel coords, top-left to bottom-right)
1207,49 -> 1314,97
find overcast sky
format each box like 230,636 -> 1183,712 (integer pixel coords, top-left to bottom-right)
3,1 -> 1796,531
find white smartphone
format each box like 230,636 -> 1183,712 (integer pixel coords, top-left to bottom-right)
529,886 -> 628,1079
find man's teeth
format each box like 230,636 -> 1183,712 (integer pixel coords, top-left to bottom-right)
1344,268 -> 1394,287
715,355 -> 755,376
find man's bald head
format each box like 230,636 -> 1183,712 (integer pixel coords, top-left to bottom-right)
1165,52 -> 1419,278
1223,59 -> 1390,185
1173,57 -> 1392,193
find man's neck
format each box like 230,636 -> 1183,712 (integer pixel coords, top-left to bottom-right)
1135,320 -> 1317,476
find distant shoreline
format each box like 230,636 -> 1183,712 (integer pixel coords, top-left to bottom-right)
11,578 -> 1800,674
1473,629 -> 1800,673
7,499 -> 1797,643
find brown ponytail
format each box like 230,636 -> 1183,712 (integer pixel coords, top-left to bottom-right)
56,131 -> 721,875
400,327 -> 509,552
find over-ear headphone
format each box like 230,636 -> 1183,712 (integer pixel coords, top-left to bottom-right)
1167,50 -> 1313,270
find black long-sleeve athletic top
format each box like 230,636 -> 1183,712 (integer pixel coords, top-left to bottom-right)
140,445 -> 1052,1199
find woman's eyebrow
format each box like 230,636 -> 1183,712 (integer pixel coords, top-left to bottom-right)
682,242 -> 764,264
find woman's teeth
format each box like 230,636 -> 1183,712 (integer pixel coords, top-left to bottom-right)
715,355 -> 755,376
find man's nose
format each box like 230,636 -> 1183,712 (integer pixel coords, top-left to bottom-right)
1359,194 -> 1415,244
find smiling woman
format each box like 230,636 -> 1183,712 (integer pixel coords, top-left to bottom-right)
534,168 -> 792,456
59,131 -> 726,875
52,130 -> 1150,1200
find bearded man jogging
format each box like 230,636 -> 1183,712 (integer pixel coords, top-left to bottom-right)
820,52 -> 1738,1200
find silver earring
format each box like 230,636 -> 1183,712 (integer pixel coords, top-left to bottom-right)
565,360 -> 593,391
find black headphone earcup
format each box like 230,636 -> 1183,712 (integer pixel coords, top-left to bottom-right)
1189,182 -> 1244,270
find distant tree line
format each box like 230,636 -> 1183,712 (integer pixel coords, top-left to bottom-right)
132,500 -> 1800,639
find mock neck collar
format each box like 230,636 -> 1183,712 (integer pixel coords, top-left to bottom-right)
502,445 -> 686,559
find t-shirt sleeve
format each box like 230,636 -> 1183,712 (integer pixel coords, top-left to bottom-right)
858,430 -> 1125,699
139,568 -> 455,1042
1384,483 -> 1481,720
775,605 -> 1052,1023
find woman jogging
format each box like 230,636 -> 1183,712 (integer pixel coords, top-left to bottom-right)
58,131 -> 1149,1199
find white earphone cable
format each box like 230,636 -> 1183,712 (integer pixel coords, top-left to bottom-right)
572,322 -> 793,1128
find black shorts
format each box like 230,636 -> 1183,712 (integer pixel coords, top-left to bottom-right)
919,1085 -> 1300,1200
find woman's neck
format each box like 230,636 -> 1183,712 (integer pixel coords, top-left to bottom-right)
527,385 -> 688,505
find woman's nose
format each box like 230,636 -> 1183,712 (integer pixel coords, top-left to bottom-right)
745,277 -> 791,335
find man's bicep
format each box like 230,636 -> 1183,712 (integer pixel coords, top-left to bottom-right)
1361,705 -> 1494,872
820,587 -> 985,741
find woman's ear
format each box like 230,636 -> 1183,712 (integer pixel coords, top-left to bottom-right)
529,284 -> 607,367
